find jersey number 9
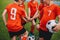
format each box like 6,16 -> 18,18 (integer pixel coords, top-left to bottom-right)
10,8 -> 17,20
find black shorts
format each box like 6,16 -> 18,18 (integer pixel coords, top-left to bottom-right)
9,28 -> 26,38
22,22 -> 26,26
34,19 -> 37,22
39,30 -> 53,40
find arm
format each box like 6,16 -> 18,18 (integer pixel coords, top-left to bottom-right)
22,17 -> 29,23
31,13 -> 39,20
31,8 -> 43,20
2,9 -> 7,25
28,8 -> 31,19
32,8 -> 38,19
21,9 -> 29,22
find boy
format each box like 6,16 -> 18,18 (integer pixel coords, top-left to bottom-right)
28,0 -> 38,35
36,0 -> 47,31
2,0 -> 28,40
31,0 -> 60,40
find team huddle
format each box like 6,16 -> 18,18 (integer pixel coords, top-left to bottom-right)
2,0 -> 60,40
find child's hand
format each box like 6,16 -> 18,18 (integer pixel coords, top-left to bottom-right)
27,17 -> 30,21
53,23 -> 60,32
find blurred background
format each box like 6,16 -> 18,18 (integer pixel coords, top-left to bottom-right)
0,0 -> 60,40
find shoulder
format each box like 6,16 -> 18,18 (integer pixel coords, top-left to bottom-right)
5,3 -> 13,9
35,1 -> 38,4
52,4 -> 60,10
6,3 -> 13,7
39,3 -> 43,7
52,4 -> 59,7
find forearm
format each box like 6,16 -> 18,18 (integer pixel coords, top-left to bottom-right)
28,8 -> 31,18
2,15 -> 7,25
25,11 -> 28,19
2,9 -> 7,25
31,7 -> 38,19
32,13 -> 39,20
33,9 -> 38,18
22,17 -> 28,22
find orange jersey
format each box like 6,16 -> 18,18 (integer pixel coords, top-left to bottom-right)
6,3 -> 26,32
39,4 -> 60,31
28,1 -> 38,17
38,3 -> 47,20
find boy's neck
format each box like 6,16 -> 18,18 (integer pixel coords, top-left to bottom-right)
49,1 -> 53,6
14,1 -> 20,5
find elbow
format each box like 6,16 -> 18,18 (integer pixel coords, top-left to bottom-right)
58,15 -> 60,19
2,13 -> 5,17
2,9 -> 7,17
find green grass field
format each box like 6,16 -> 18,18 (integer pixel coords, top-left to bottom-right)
0,0 -> 60,40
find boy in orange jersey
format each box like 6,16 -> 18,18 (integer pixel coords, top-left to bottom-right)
36,0 -> 47,31
2,0 -> 28,40
18,0 -> 29,40
30,0 -> 60,40
28,0 -> 38,35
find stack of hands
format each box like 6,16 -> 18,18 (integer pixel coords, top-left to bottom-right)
27,17 -> 34,22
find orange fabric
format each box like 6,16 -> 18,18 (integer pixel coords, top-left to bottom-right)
38,3 -> 45,11
30,25 -> 35,33
6,3 -> 26,32
38,3 -> 47,20
19,3 -> 26,25
28,1 -> 38,17
39,4 -> 60,31
19,3 -> 25,9
22,37 -> 27,40
19,3 -> 26,17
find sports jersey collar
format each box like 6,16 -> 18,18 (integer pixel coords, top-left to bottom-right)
19,3 -> 24,6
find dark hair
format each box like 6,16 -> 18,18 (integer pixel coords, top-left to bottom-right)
14,0 -> 26,2
22,0 -> 26,2
15,0 -> 18,2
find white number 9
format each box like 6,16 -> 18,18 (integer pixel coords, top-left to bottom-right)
10,8 -> 17,20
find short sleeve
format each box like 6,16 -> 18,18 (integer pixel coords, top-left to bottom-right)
5,4 -> 10,10
21,11 -> 26,17
5,5 -> 9,10
19,9 -> 26,18
28,2 -> 30,8
38,4 -> 44,11
40,8 -> 44,20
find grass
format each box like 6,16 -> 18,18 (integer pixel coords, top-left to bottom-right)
0,0 -> 60,40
